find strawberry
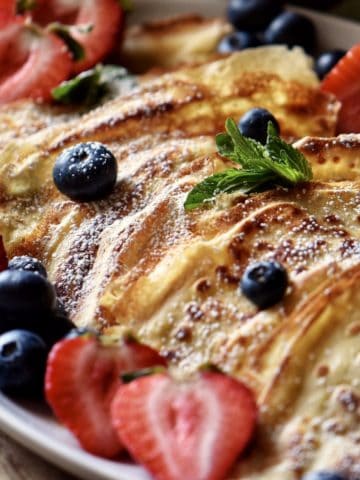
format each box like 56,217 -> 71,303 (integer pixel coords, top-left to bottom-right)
111,371 -> 257,480
321,43 -> 360,133
0,21 -> 72,104
31,0 -> 124,74
45,332 -> 166,458
0,237 -> 8,272
0,0 -> 15,22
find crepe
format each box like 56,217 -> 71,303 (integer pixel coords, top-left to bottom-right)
118,14 -> 232,73
1,47 -> 358,478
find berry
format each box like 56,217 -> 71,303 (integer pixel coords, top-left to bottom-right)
111,371 -> 257,480
321,43 -> 360,133
0,270 -> 56,313
239,108 -> 280,144
240,260 -> 288,309
53,142 -> 118,202
39,301 -> 75,349
227,0 -> 283,32
218,31 -> 260,54
8,255 -> 47,277
0,330 -> 47,396
31,0 -> 124,74
302,472 -> 347,480
45,333 -> 166,458
315,50 -> 346,80
0,21 -> 72,104
264,11 -> 316,53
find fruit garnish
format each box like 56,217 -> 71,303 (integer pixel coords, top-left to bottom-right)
53,142 -> 118,202
31,0 -> 124,74
264,11 -> 316,53
0,20 -> 72,104
238,108 -> 280,145
0,270 -> 56,313
315,50 -> 346,80
45,332 -> 166,458
0,0 -> 15,22
227,0 -> 283,32
240,260 -> 288,309
8,255 -> 47,277
111,370 -> 257,480
321,43 -> 360,133
184,118 -> 313,210
0,329 -> 47,397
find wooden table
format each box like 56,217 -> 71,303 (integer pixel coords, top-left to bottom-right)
0,431 -> 77,480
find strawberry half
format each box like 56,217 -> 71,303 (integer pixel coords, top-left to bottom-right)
321,43 -> 360,133
31,0 -> 124,74
45,332 -> 166,458
0,237 -> 8,272
111,371 -> 257,480
0,21 -> 72,104
0,0 -> 16,23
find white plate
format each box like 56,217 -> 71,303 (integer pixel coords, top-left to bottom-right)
1,3 -> 359,480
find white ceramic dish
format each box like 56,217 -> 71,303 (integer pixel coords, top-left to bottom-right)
0,2 -> 359,480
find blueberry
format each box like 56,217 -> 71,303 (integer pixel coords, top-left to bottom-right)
38,300 -> 75,348
264,11 -> 316,53
218,31 -> 260,54
8,255 -> 47,278
302,471 -> 348,480
228,0 -> 284,32
240,261 -> 288,309
239,108 -> 280,144
53,142 -> 118,202
0,330 -> 47,396
315,50 -> 346,80
0,270 -> 56,313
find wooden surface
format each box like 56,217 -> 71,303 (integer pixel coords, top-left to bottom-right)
0,431 -> 77,480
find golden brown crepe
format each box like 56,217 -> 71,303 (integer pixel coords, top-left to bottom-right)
1,47 -> 358,478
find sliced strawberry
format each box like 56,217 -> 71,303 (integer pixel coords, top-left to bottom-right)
321,43 -> 360,133
111,371 -> 257,480
0,21 -> 72,104
0,0 -> 16,23
0,237 -> 8,272
45,332 -> 166,458
31,0 -> 123,74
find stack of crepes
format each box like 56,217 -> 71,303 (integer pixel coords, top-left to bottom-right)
0,46 -> 359,478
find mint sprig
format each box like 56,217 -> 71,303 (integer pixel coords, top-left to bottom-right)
52,65 -> 137,106
184,118 -> 313,210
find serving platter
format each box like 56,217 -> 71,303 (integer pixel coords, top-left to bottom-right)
0,2 -> 359,480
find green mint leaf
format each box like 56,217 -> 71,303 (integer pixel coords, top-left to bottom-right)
266,122 -> 313,183
52,64 -> 137,106
224,118 -> 271,170
184,168 -> 276,211
48,23 -> 85,61
52,68 -> 101,105
185,117 -> 313,210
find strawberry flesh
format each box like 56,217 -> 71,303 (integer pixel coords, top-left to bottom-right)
321,43 -> 360,133
31,0 -> 124,74
0,21 -> 72,104
111,371 -> 257,480
45,334 -> 166,458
